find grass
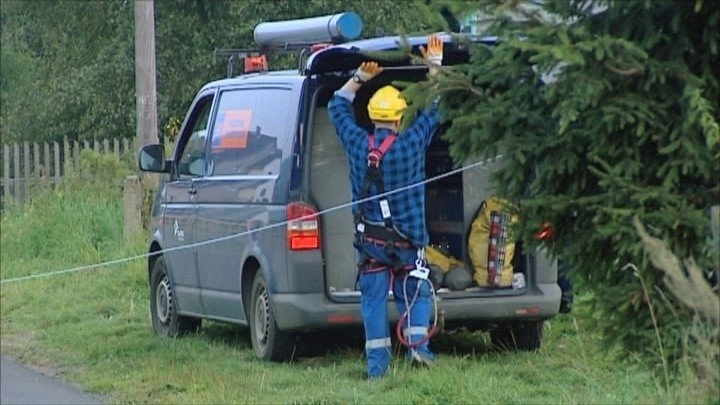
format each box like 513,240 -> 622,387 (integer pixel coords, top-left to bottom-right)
0,180 -> 713,404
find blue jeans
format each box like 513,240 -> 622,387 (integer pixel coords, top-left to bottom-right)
358,241 -> 434,378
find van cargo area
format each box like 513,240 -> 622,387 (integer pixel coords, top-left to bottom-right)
309,75 -> 557,304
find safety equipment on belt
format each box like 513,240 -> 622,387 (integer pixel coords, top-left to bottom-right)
367,86 -> 407,122
395,248 -> 441,350
466,197 -> 518,287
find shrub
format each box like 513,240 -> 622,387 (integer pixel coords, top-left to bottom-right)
410,0 -> 719,373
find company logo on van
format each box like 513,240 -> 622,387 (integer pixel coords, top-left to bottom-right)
173,219 -> 185,242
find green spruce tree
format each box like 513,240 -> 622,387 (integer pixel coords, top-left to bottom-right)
407,0 -> 719,371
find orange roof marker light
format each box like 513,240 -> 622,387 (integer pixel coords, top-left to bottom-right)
244,55 -> 268,73
215,12 -> 363,78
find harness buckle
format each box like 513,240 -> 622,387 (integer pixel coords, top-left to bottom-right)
384,240 -> 396,256
368,149 -> 381,167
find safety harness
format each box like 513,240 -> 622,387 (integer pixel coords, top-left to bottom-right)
354,133 -> 414,276
354,132 -> 441,350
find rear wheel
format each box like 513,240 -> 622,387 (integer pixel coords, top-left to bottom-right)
249,271 -> 296,362
490,321 -> 543,351
149,256 -> 201,337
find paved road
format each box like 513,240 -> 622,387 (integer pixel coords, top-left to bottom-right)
0,357 -> 104,405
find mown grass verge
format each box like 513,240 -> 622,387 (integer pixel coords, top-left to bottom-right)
0,174 -> 714,404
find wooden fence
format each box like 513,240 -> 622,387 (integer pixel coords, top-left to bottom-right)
1,137 -> 136,203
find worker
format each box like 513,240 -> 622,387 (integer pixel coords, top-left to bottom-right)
328,34 -> 444,378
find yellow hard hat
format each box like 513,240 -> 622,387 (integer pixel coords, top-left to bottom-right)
367,85 -> 407,122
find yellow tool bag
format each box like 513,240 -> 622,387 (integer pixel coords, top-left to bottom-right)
466,197 -> 518,287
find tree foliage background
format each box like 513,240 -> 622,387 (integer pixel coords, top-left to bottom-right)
0,0 -> 434,144
409,0 -> 719,373
3,0 -> 717,382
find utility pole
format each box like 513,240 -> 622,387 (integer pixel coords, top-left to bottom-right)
131,0 -> 159,231
134,0 -> 159,185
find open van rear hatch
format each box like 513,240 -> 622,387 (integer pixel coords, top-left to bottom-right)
305,33 -> 543,303
304,34 -> 497,75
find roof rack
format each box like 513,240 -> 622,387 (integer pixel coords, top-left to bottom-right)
215,43 -> 321,78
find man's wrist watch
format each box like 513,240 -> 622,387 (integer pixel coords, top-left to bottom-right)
352,74 -> 366,84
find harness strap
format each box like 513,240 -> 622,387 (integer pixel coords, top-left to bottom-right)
353,131 -> 413,288
367,133 -> 397,166
357,133 -> 397,230
363,236 -> 412,250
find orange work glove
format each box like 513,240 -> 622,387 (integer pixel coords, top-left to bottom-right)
419,34 -> 444,66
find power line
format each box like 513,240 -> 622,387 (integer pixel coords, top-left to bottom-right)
0,155 -> 503,284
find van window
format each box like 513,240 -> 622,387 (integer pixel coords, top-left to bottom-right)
177,96 -> 213,177
207,88 -> 291,176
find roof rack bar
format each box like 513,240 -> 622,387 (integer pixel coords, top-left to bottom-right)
215,43 -> 321,77
214,48 -> 262,78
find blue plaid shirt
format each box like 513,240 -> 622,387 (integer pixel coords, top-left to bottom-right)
328,89 -> 440,247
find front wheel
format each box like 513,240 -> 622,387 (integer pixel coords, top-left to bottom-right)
490,321 -> 543,351
249,271 -> 296,362
149,256 -> 201,337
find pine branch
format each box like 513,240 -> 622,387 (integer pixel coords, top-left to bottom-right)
604,61 -> 643,76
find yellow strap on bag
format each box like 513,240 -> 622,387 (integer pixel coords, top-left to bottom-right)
467,197 -> 518,287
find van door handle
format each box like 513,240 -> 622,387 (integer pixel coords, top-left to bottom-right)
188,187 -> 197,195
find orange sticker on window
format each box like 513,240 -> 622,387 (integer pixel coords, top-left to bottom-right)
217,110 -> 252,149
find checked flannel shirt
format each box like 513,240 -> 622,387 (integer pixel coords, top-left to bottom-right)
328,88 -> 440,248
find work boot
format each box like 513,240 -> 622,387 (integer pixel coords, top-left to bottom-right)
409,349 -> 435,367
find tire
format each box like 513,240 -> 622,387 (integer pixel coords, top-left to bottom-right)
249,271 -> 296,362
149,256 -> 201,337
490,321 -> 543,351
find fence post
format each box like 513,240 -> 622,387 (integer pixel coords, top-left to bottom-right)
73,140 -> 80,174
23,141 -> 30,201
33,142 -> 40,191
54,141 -> 60,186
33,142 -> 40,174
113,138 -> 120,157
64,137 -> 70,177
44,142 -> 51,181
13,143 -> 19,201
123,175 -> 143,240
3,144 -> 9,202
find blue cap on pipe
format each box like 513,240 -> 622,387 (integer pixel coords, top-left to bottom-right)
330,12 -> 362,42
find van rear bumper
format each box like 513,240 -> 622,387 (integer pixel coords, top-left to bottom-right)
272,283 -> 562,331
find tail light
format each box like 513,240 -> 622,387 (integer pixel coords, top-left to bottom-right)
287,202 -> 320,250
536,222 -> 553,240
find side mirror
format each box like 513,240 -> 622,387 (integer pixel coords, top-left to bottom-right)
138,144 -> 170,173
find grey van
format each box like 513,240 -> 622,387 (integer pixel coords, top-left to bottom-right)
138,23 -> 561,362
